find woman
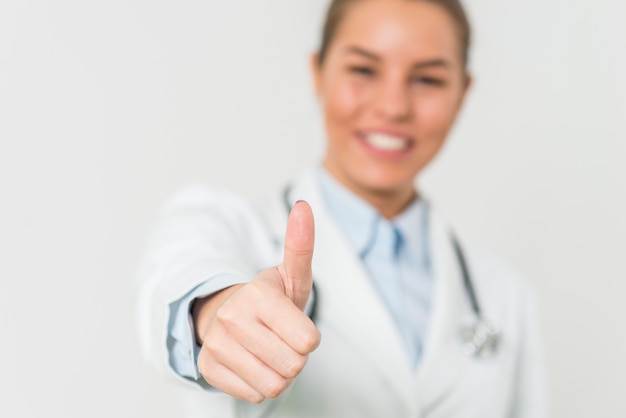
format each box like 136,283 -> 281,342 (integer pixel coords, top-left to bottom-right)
137,0 -> 548,417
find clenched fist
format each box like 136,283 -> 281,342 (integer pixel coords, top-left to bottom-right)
192,200 -> 321,403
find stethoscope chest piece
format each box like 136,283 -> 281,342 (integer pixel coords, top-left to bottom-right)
459,317 -> 501,359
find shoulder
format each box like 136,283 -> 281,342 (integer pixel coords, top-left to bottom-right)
154,183 -> 283,252
161,183 -> 255,216
158,183 -> 270,227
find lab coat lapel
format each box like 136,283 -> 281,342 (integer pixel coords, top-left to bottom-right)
285,170 -> 418,411
415,211 -> 473,413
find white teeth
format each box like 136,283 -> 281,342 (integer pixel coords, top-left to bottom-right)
364,133 -> 409,151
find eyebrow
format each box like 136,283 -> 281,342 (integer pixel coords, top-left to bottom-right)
344,46 -> 452,69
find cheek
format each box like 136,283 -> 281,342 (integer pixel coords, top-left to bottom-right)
413,92 -> 460,140
323,77 -> 368,130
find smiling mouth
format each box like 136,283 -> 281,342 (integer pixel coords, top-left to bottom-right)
358,131 -> 414,153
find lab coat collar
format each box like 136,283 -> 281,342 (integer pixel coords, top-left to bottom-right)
315,166 -> 379,257
415,208 -> 474,413
276,169 -> 473,414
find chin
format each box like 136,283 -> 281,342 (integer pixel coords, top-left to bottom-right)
354,170 -> 417,196
359,169 -> 415,193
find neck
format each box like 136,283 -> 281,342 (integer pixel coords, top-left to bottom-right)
323,163 -> 417,220
359,186 -> 417,220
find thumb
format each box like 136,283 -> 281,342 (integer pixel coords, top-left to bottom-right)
279,200 -> 315,311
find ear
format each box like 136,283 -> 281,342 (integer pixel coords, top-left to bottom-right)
310,51 -> 323,99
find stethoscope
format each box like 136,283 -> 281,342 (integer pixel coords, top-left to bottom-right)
282,186 -> 501,359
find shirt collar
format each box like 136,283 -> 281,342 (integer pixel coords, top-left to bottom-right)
315,166 -> 430,270
394,194 -> 430,271
316,166 -> 379,256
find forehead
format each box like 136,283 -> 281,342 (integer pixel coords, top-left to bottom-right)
332,0 -> 461,63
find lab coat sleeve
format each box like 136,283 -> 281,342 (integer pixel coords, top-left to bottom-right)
169,274 -> 318,385
168,273 -> 249,383
134,184 -> 278,389
513,285 -> 550,418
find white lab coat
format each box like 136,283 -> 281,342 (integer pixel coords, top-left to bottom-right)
136,169 -> 548,418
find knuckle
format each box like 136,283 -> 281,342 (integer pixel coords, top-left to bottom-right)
228,386 -> 264,404
204,337 -> 228,361
247,392 -> 265,404
215,305 -> 236,327
282,356 -> 307,379
262,377 -> 289,399
297,329 -> 321,353
197,357 -> 221,388
203,336 -> 220,354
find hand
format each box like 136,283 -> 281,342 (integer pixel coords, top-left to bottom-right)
193,201 -> 321,403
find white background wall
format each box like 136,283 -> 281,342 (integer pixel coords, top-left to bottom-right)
1,0 -> 624,417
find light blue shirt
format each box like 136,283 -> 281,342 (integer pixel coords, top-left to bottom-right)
317,168 -> 433,368
166,167 -> 434,382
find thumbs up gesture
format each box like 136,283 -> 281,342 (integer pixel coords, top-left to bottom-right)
194,201 -> 321,403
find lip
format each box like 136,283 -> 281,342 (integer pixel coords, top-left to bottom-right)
355,129 -> 416,158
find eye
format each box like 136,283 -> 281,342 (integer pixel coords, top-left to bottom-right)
348,65 -> 376,77
412,76 -> 446,87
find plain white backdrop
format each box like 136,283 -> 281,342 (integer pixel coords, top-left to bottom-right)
1,0 -> 624,416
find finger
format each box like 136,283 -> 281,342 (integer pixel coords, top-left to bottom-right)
257,293 -> 321,355
230,316 -> 309,379
280,200 -> 315,310
208,333 -> 293,399
198,357 -> 264,403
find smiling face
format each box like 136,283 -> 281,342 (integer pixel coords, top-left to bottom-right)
312,0 -> 471,217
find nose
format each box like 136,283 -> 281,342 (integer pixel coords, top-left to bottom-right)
373,76 -> 411,121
